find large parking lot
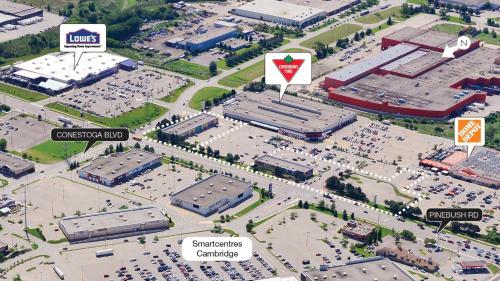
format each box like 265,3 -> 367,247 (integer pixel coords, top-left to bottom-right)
42,231 -> 278,281
0,111 -> 54,151
57,68 -> 187,117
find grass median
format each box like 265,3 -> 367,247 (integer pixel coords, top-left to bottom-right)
300,24 -> 363,49
189,87 -> 231,110
0,82 -> 49,102
218,60 -> 265,88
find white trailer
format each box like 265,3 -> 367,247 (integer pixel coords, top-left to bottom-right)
53,266 -> 64,280
96,249 -> 114,257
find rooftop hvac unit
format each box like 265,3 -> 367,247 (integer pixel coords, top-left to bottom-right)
208,191 -> 212,195
393,275 -> 398,280
193,197 -> 197,201
200,194 -> 205,198
97,166 -> 102,169
209,183 -> 214,187
137,159 -> 142,163
120,162 -> 124,165
112,170 -> 116,174
222,187 -> 227,191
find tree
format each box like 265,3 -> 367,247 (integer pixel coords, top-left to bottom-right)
303,201 -> 309,209
298,200 -> 303,208
401,230 -> 416,241
342,210 -> 348,221
350,212 -> 355,220
209,61 -> 217,76
134,142 -> 141,149
318,200 -> 325,209
0,138 -> 6,152
387,17 -> 393,25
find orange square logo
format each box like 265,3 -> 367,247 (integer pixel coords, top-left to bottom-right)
456,119 -> 482,143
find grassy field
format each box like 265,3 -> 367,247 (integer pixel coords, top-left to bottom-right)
300,24 -> 363,48
431,23 -> 464,34
21,140 -> 88,164
189,87 -> 230,110
355,6 -> 402,24
431,24 -> 499,46
374,22 -> 393,33
218,60 -> 265,88
233,187 -> 271,218
447,15 -> 474,25
163,59 -> 214,80
475,32 -> 500,46
407,0 -> 428,4
46,102 -> 167,129
0,82 -> 49,102
160,80 -> 194,103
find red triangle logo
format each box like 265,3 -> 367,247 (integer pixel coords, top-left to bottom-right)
273,55 -> 304,82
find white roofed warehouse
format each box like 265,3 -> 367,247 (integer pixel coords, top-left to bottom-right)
231,0 -> 326,28
1,52 -> 137,95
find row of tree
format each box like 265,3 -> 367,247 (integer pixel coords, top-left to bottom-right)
224,35 -> 284,67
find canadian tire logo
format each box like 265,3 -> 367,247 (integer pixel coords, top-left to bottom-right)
272,55 -> 304,82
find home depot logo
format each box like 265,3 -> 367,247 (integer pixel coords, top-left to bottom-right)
65,29 -> 100,45
454,117 -> 485,158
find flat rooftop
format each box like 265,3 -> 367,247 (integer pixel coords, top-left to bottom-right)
234,0 -> 325,21
13,52 -> 129,84
342,220 -> 375,236
161,113 -> 217,136
302,257 -> 414,281
283,0 -> 358,13
186,27 -> 236,44
384,27 -> 465,49
0,13 -> 17,24
327,43 -> 419,82
337,46 -> 499,111
223,90 -> 356,134
60,206 -> 166,234
79,149 -> 161,180
380,49 -> 447,77
0,0 -> 41,16
0,152 -> 34,173
171,174 -> 251,208
256,155 -> 312,174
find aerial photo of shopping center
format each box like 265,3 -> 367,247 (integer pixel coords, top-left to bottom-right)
0,0 -> 499,280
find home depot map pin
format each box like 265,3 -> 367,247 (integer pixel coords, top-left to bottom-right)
265,53 -> 311,102
454,117 -> 485,158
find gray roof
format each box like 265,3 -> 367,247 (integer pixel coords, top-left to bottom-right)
171,174 -> 251,208
255,155 -> 312,174
186,27 -> 236,45
326,43 -> 419,82
59,206 -> 166,235
0,152 -> 34,174
302,257 -> 415,281
79,149 -> 161,180
223,90 -> 356,134
161,113 -> 217,137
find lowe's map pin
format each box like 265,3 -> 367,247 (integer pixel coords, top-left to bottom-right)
60,24 -> 107,70
265,53 -> 311,101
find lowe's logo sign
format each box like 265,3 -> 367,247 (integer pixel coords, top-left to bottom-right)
66,29 -> 100,44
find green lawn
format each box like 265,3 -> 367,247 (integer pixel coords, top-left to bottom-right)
21,140 -> 88,164
160,80 -> 194,103
300,24 -> 363,48
163,59 -> 215,80
447,15 -> 474,25
355,6 -> 402,24
373,22 -> 393,33
189,87 -> 230,110
46,102 -> 167,129
431,23 -> 464,34
407,0 -> 428,5
0,82 -> 49,102
233,187 -> 271,218
0,47 -> 59,68
431,24 -> 499,46
25,227 -> 46,241
488,263 -> 499,275
475,32 -> 500,46
218,60 -> 265,88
